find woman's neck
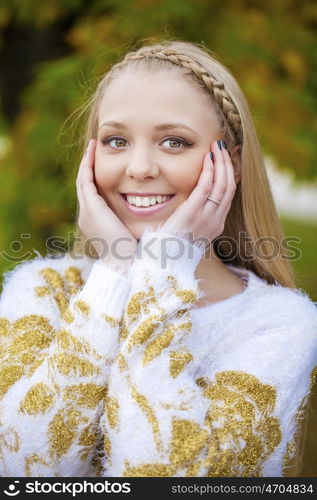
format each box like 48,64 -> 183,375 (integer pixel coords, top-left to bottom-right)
194,250 -> 245,306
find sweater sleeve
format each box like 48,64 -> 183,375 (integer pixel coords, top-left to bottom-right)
192,287 -> 317,478
227,289 -> 317,478
268,299 -> 317,479
0,254 -> 131,477
100,228 -> 217,477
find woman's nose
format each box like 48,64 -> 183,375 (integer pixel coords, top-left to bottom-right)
125,149 -> 160,179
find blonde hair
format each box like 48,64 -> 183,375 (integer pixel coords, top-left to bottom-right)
69,39 -> 296,288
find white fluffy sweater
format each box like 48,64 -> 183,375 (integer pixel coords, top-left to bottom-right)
0,229 -> 316,477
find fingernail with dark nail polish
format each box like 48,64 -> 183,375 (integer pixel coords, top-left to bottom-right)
217,140 -> 222,150
210,152 -> 214,161
221,141 -> 227,150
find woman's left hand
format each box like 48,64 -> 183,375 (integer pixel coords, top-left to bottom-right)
160,140 -> 237,248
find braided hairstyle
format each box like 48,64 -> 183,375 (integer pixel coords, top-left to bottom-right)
88,42 -> 244,155
107,46 -> 242,144
72,40 -> 296,289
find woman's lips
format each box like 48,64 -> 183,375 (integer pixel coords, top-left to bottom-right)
120,194 -> 175,216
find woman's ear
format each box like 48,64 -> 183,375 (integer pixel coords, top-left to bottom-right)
230,144 -> 242,185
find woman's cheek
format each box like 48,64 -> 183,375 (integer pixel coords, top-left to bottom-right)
167,159 -> 202,195
94,154 -> 119,192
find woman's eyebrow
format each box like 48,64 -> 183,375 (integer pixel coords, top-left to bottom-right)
98,120 -> 199,136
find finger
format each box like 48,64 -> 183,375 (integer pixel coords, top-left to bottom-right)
187,151 -> 214,209
81,139 -> 99,197
78,139 -> 93,188
206,140 -> 227,207
216,145 -> 237,217
76,143 -> 91,198
76,145 -> 90,210
77,140 -> 90,175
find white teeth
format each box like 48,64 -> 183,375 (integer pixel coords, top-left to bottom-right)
126,195 -> 172,207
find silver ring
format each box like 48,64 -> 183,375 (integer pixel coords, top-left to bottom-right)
207,196 -> 221,205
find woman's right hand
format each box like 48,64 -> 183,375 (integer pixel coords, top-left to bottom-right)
76,139 -> 138,267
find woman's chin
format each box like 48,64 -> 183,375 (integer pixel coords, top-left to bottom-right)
126,220 -> 160,240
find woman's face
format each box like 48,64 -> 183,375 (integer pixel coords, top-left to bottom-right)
94,68 -> 221,239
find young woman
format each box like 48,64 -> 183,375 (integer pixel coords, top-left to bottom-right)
0,40 -> 316,478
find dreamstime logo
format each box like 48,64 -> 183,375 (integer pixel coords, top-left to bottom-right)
3,480 -> 20,496
0,231 -> 302,267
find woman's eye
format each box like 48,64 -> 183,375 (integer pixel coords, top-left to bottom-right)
161,137 -> 192,149
100,136 -> 193,149
101,137 -> 127,148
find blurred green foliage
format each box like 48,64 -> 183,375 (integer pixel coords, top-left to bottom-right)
281,217 -> 317,302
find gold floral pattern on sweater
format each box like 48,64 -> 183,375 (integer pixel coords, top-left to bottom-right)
1,246 -> 315,478
123,417 -> 209,477
195,371 -> 282,476
35,267 -> 84,324
0,263 -> 109,477
0,314 -> 55,398
120,371 -> 282,477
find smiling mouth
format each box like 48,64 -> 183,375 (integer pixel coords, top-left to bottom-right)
120,193 -> 175,208
119,193 -> 176,214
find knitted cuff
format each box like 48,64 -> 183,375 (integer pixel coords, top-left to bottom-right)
73,260 -> 130,319
132,227 -> 205,279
